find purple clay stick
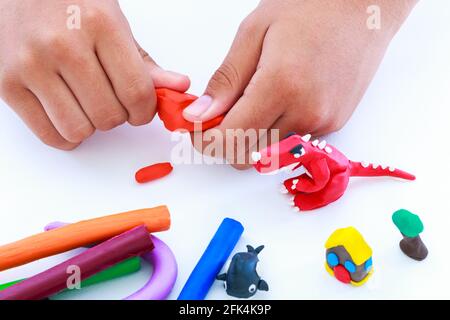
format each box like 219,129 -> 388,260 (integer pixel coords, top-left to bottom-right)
45,221 -> 178,300
0,225 -> 153,300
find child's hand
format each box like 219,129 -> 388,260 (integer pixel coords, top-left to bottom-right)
0,0 -> 190,150
184,0 -> 417,169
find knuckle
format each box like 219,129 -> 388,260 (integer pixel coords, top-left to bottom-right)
0,72 -> 19,97
324,117 -> 345,133
84,7 -> 115,32
238,15 -> 259,35
16,49 -> 40,71
122,79 -> 154,108
95,112 -> 127,131
208,62 -> 240,92
44,35 -> 72,57
308,105 -> 333,130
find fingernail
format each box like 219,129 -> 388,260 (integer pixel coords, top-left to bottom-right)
183,95 -> 213,121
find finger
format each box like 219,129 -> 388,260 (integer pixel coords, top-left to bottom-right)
28,75 -> 95,143
1,82 -> 79,150
95,24 -> 156,126
270,111 -> 332,138
135,41 -> 191,92
192,69 -> 284,166
59,52 -> 128,131
183,15 -> 269,122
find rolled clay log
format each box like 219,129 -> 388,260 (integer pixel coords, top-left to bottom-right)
0,226 -> 153,300
0,206 -> 169,271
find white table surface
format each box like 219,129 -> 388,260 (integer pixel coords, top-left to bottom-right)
0,0 -> 449,300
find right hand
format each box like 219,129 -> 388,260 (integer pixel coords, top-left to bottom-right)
0,0 -> 190,150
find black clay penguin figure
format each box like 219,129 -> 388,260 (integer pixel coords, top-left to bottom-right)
216,245 -> 269,298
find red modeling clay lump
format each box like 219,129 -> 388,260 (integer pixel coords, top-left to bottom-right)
135,162 -> 173,184
156,88 -> 225,132
253,133 -> 416,211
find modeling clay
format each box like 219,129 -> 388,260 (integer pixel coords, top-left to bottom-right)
125,236 -> 177,300
324,227 -> 373,286
0,257 -> 141,293
178,218 -> 244,300
392,209 -> 428,261
135,162 -> 173,184
156,88 -> 224,132
217,245 -> 268,298
0,206 -> 170,271
45,222 -> 178,300
253,133 -> 415,211
0,226 -> 153,300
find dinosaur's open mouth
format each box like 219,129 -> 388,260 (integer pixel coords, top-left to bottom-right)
257,161 -> 301,175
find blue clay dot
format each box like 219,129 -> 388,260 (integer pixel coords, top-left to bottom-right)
344,260 -> 356,273
327,253 -> 339,267
365,257 -> 373,271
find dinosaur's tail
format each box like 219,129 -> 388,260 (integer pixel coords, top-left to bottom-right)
349,161 -> 415,181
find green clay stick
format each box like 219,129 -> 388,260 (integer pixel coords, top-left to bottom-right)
0,256 -> 141,293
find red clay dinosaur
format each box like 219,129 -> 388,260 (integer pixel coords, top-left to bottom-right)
252,133 -> 415,211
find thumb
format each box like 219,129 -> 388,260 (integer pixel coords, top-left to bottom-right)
183,15 -> 268,122
135,40 -> 191,92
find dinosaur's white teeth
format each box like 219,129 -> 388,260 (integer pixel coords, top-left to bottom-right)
251,151 -> 262,162
280,185 -> 289,194
282,162 -> 301,173
389,167 -> 396,172
381,165 -> 387,170
361,161 -> 369,168
292,207 -> 300,212
302,134 -> 312,142
289,201 -> 295,206
318,141 -> 327,149
312,140 -> 319,147
325,146 -> 333,154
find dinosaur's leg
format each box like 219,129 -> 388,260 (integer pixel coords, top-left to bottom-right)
283,158 -> 331,195
293,172 -> 350,211
283,175 -> 309,195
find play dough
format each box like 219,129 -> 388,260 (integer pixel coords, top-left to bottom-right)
135,162 -> 173,184
324,227 -> 373,286
0,226 -> 153,300
253,132 -> 415,211
216,245 -> 268,299
392,209 -> 428,261
156,88 -> 224,132
0,206 -> 170,271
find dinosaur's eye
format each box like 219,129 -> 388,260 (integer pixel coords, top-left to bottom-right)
248,284 -> 257,293
290,144 -> 305,158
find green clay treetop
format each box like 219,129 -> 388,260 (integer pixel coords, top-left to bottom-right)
392,209 -> 424,238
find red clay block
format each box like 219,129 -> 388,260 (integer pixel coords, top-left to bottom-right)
135,162 -> 173,184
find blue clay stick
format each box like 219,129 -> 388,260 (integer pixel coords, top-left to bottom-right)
178,218 -> 244,300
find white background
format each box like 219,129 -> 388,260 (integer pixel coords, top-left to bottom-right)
0,0 -> 449,300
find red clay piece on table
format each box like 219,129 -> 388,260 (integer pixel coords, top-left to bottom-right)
135,162 -> 173,184
156,88 -> 224,132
